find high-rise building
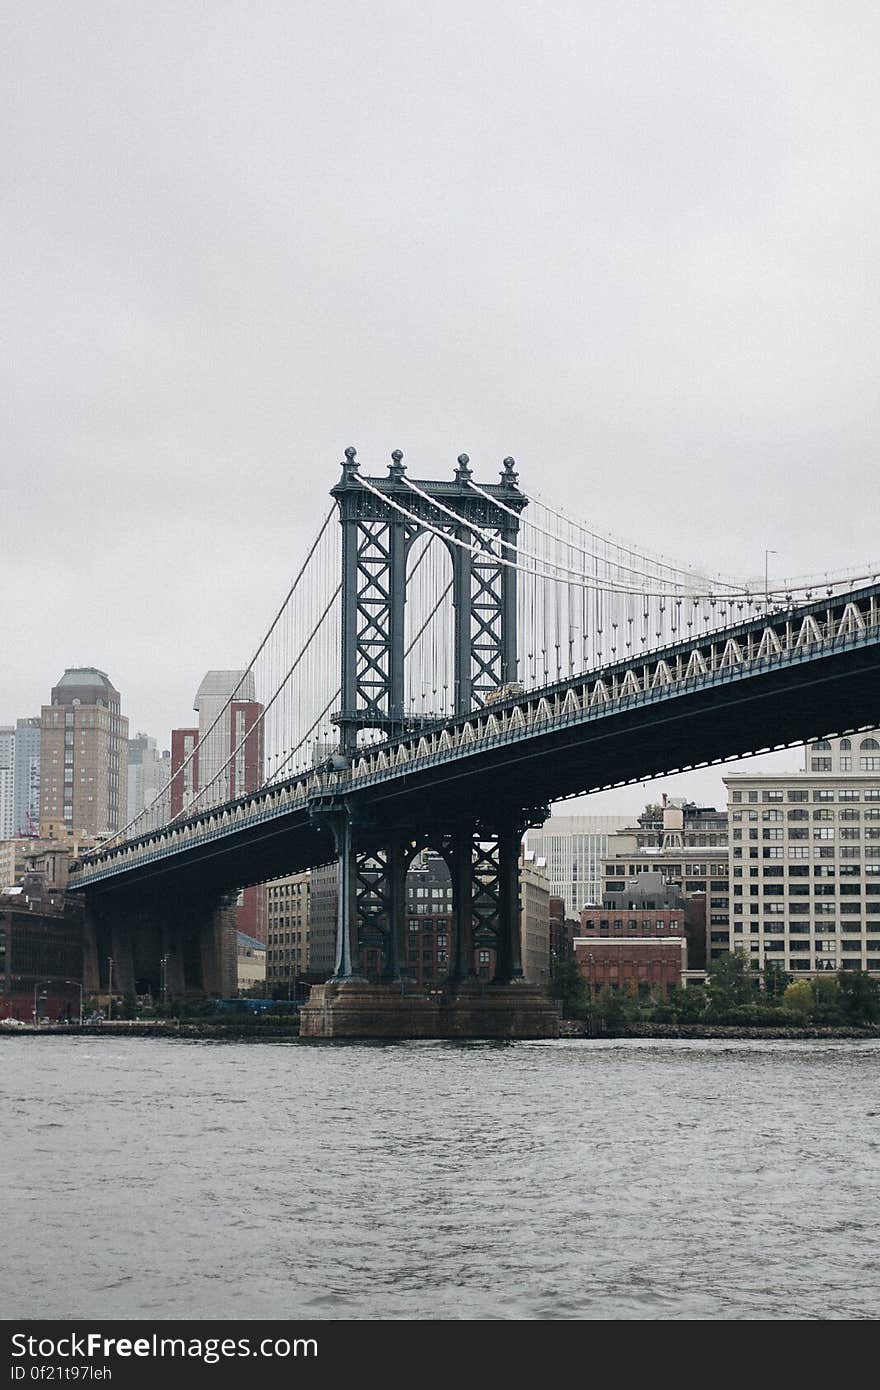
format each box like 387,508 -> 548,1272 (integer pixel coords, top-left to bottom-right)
170,670 -> 263,817
0,728 -> 14,841
127,732 -> 172,824
13,717 -> 41,836
524,814 -> 631,914
169,728 -> 199,817
724,731 -> 880,977
170,670 -> 265,940
39,669 -> 129,839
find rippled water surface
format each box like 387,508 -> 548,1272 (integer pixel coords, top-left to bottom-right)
3,1037 -> 879,1320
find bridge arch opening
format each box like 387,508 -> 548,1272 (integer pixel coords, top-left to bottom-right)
404,532 -> 455,722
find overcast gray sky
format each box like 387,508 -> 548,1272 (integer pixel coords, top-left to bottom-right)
3,1 -> 878,815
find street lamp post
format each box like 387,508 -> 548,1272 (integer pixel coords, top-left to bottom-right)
160,954 -> 168,1005
764,549 -> 778,610
33,981 -> 48,1025
107,957 -> 114,1022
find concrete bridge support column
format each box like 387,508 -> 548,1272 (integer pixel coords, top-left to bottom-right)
160,921 -> 186,1000
199,894 -> 238,998
109,918 -> 136,998
82,905 -> 101,996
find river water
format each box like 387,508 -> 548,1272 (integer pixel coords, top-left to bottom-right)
2,1037 -> 878,1320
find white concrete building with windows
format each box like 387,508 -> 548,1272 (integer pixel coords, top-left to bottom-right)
524,814 -> 631,915
127,732 -> 172,824
724,730 -> 880,977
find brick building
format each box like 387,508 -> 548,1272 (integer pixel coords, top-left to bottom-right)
581,870 -> 687,944
549,895 -> 581,968
601,798 -> 728,966
573,936 -> 687,996
0,876 -> 84,1021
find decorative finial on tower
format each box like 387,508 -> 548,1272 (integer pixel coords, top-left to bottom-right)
501,456 -> 518,487
341,445 -> 359,481
455,453 -> 472,482
389,449 -> 406,479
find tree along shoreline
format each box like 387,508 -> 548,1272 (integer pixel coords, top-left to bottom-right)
550,950 -> 880,1030
559,1019 -> 880,1039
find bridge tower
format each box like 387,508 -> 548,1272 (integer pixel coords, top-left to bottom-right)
303,449 -> 558,1038
332,445 -> 526,752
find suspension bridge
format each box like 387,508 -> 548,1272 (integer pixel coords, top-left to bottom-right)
68,449 -> 880,1036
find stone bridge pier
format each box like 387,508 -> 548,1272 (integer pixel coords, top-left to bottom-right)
82,886 -> 238,1002
300,801 -> 560,1039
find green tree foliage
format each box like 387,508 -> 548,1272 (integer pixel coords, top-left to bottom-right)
810,974 -> 841,1023
762,960 -> 791,999
120,990 -> 138,1020
549,958 -> 587,1015
837,969 -> 880,1024
706,950 -> 758,1011
550,953 -> 880,1030
668,983 -> 707,1022
593,986 -> 631,1026
782,979 -> 813,1018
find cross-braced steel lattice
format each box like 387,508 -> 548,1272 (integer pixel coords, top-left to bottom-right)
327,448 -> 534,987
332,447 -> 526,754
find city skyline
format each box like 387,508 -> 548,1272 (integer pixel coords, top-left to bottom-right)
3,4 -> 879,807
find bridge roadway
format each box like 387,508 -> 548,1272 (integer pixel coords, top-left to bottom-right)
69,581 -> 880,901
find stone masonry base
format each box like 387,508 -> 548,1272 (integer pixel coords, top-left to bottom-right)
299,980 -> 561,1039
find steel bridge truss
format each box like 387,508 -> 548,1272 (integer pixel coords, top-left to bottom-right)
332,448 -> 525,755
324,811 -> 542,985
